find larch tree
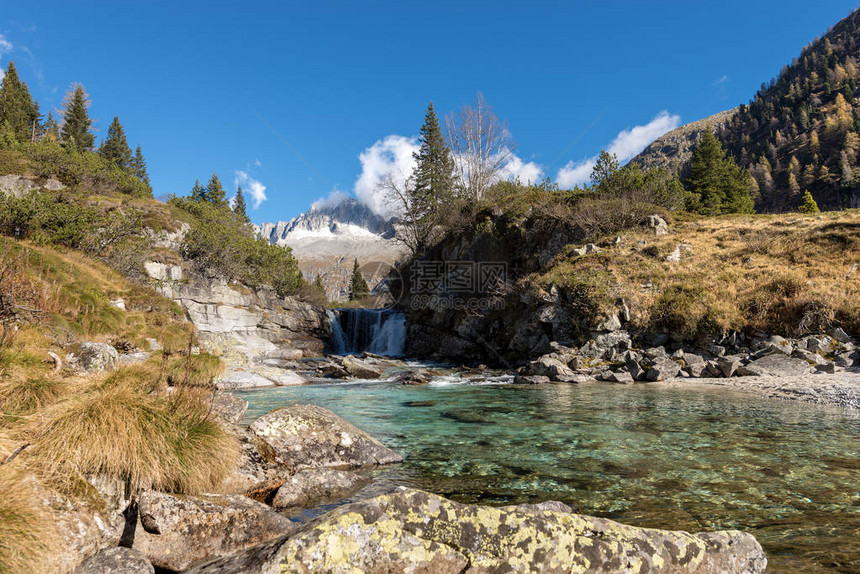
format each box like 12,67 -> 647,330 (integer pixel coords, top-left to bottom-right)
60,83 -> 95,151
445,92 -> 515,202
99,116 -> 133,169
0,61 -> 40,142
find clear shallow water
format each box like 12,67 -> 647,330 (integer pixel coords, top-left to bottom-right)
237,377 -> 860,573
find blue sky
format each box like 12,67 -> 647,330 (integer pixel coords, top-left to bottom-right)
2,1 -> 857,223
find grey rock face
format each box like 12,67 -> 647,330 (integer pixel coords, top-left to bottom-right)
524,356 -> 578,382
271,468 -> 368,509
185,487 -> 767,574
737,354 -> 812,377
645,214 -> 670,235
249,404 -> 402,470
646,358 -> 682,381
211,393 -> 248,424
74,547 -> 154,574
133,490 -> 296,572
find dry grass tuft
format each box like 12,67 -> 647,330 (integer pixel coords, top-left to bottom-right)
29,372 -> 238,494
0,372 -> 66,420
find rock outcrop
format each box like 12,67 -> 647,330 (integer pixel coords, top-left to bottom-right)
249,404 -> 403,470
186,487 -> 767,574
73,547 -> 154,574
132,490 -> 297,572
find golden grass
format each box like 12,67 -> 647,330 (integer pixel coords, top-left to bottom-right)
0,466 -> 55,574
532,210 -> 860,340
0,371 -> 66,419
28,370 -> 238,494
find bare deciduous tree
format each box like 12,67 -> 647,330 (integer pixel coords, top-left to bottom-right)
445,93 -> 516,202
377,171 -> 434,256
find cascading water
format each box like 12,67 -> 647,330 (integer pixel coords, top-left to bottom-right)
326,308 -> 406,356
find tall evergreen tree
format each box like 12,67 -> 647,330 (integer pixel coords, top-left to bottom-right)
685,131 -> 755,215
0,61 -> 39,142
190,179 -> 205,202
413,102 -> 456,208
60,84 -> 95,151
348,259 -> 370,301
204,173 -> 226,206
233,185 -> 250,223
42,111 -> 60,141
130,145 -> 150,185
99,116 -> 133,168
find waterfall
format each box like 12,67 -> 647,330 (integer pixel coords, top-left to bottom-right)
326,308 -> 406,356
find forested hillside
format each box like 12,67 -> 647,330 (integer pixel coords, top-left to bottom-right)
717,7 -> 860,211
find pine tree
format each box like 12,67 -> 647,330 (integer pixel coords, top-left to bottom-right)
190,179 -> 205,202
233,185 -> 250,222
204,173 -> 226,206
60,84 -> 95,151
798,190 -> 821,213
99,116 -> 133,168
413,102 -> 456,208
130,145 -> 150,185
0,61 -> 39,142
313,274 -> 327,300
348,259 -> 370,301
590,150 -> 620,188
685,131 -> 755,215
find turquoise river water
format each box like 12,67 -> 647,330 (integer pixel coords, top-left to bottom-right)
236,375 -> 860,573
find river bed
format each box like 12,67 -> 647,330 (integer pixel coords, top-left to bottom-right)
236,374 -> 860,573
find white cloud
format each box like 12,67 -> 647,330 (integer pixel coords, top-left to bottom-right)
311,189 -> 350,211
497,148 -> 544,184
354,135 -> 418,217
234,170 -> 267,209
556,111 -> 681,188
713,74 -> 729,86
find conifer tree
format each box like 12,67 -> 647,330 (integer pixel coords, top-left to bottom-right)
233,185 -> 250,223
130,145 -> 150,185
190,179 -> 205,202
99,116 -> 133,168
42,111 -> 60,141
0,62 -> 40,142
313,274 -> 327,300
60,83 -> 95,151
685,131 -> 755,215
799,190 -> 821,213
204,173 -> 226,206
413,102 -> 456,208
348,259 -> 370,301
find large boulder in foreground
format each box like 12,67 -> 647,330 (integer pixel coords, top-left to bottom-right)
186,487 -> 767,574
74,547 -> 154,574
132,490 -> 296,572
249,404 -> 402,470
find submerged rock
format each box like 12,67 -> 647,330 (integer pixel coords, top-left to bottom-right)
133,490 -> 296,572
185,487 -> 766,574
393,368 -> 435,385
271,468 -> 368,509
249,404 -> 402,470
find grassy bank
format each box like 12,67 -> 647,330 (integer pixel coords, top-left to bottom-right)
533,210 -> 860,340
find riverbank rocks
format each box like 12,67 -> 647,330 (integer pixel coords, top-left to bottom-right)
394,368 -> 434,385
737,354 -> 812,377
211,392 -> 248,424
271,468 -> 368,509
342,355 -> 384,379
132,490 -> 296,572
185,487 -> 767,574
74,547 -> 154,574
524,355 -> 579,382
249,404 -> 402,470
646,357 -> 682,381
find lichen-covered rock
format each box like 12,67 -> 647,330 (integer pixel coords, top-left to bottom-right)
74,547 -> 154,574
342,355 -> 384,379
68,342 -> 119,373
249,404 -> 402,470
185,487 -> 767,574
271,468 -> 368,509
132,490 -> 296,572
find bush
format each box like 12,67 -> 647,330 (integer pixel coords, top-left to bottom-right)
170,196 -> 304,297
